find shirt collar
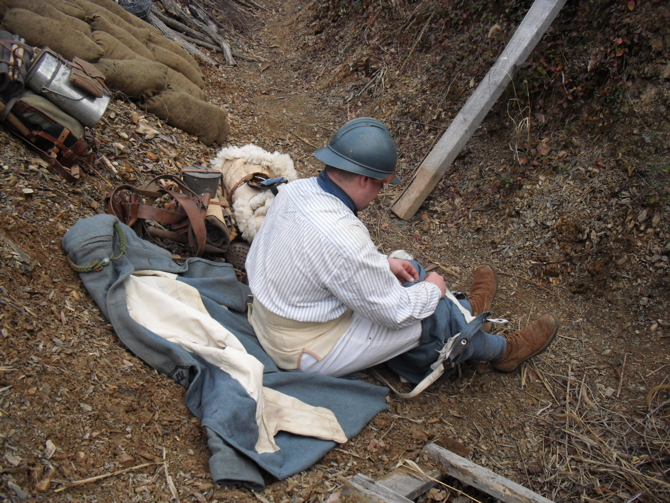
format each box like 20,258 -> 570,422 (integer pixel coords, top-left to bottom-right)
317,170 -> 358,216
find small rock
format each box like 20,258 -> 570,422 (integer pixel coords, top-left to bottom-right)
80,403 -> 93,412
117,453 -> 134,466
44,439 -> 56,459
35,477 -> 52,492
7,481 -> 29,500
367,439 -> 385,453
5,453 -> 21,466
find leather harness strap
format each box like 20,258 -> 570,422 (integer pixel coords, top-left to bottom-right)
226,172 -> 270,204
105,175 -> 212,257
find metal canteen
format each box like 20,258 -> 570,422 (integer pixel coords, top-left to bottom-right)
26,50 -> 110,127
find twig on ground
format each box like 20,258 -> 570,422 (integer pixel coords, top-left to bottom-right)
400,12 -> 434,71
252,491 -> 273,503
334,448 -> 369,460
531,365 -> 559,404
646,364 -> 669,377
290,130 -> 318,149
163,447 -> 180,502
54,462 -> 162,492
399,459 -> 482,503
617,353 -> 627,398
387,119 -> 448,131
379,418 -> 397,441
387,414 -> 424,424
497,271 -> 552,293
645,384 -> 670,408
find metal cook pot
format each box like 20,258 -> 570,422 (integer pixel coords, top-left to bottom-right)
26,50 -> 110,127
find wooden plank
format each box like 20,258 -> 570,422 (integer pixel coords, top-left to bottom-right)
341,474 -> 414,503
377,466 -> 440,500
424,443 -> 554,503
391,0 -> 567,220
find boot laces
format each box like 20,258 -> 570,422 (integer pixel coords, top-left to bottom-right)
504,327 -> 530,348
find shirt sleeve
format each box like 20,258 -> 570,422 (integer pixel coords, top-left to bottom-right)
323,233 -> 442,329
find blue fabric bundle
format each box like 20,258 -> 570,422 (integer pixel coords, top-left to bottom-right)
63,214 -> 388,489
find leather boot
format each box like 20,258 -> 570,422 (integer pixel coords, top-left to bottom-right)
492,315 -> 559,373
468,264 -> 497,331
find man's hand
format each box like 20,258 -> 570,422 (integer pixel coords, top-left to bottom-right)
424,272 -> 446,298
388,258 -> 420,284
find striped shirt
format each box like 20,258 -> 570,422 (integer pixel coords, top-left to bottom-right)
246,177 -> 441,330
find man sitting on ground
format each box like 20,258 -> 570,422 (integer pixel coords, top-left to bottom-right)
246,117 -> 558,379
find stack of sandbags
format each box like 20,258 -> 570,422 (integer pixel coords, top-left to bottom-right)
0,0 -> 229,145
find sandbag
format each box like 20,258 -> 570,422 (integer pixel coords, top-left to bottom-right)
144,90 -> 229,146
147,42 -> 203,88
0,0 -> 92,35
74,0 -> 201,77
1,9 -> 103,62
85,0 -> 156,30
147,31 -> 200,75
53,0 -> 87,20
92,31 -> 149,62
94,58 -> 166,99
88,13 -> 153,61
167,68 -> 206,100
78,0 -> 153,44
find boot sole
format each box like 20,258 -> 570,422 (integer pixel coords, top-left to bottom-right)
494,316 -> 560,373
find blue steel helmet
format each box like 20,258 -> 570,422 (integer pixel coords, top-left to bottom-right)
314,117 -> 401,184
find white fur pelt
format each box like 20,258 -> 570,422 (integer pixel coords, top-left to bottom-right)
211,144 -> 297,242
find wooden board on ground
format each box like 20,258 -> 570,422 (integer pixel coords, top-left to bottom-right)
424,443 -> 555,503
341,474 -> 414,503
377,465 -> 440,500
391,0 -> 567,220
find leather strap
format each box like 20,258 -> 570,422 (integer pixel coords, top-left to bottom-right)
4,98 -> 86,181
370,367 -> 445,400
170,190 -> 207,256
106,176 -> 212,256
227,172 -> 269,204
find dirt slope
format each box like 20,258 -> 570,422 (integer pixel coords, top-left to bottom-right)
1,0 -> 669,502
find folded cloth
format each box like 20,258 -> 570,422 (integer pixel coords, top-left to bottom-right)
62,214 -> 389,489
124,271 -> 348,454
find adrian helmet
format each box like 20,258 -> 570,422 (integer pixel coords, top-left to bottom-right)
314,117 -> 400,183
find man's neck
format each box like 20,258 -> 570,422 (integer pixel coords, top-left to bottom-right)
317,170 -> 358,215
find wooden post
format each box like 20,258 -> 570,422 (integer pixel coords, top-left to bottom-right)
424,443 -> 555,503
391,0 -> 567,220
